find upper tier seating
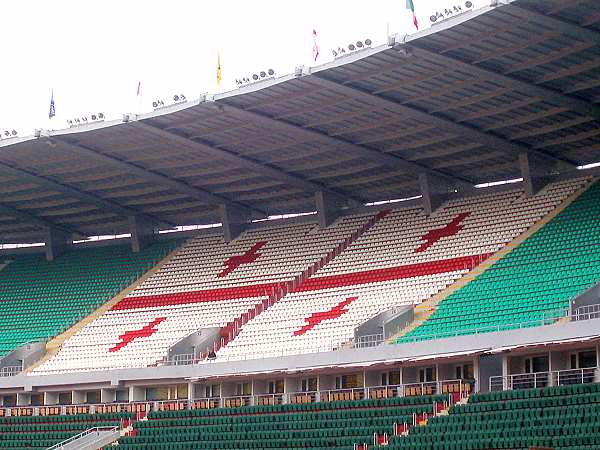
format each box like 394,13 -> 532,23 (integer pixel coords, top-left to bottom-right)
399,179 -> 600,343
388,382 -> 600,450
114,395 -> 443,450
0,412 -> 132,450
0,240 -> 181,358
33,215 -> 378,373
217,179 -> 586,361
32,178 -> 587,373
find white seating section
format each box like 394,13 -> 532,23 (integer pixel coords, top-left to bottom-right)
32,178 -> 589,373
217,178 -> 588,360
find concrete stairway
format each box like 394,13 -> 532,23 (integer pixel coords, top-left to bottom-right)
46,426 -> 120,450
216,210 -> 392,353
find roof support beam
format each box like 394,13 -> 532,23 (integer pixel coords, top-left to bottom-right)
51,137 -> 266,217
216,103 -> 474,191
407,45 -> 600,123
310,72 -> 577,170
45,227 -> 69,262
133,121 -> 364,206
0,160 -> 167,228
510,3 -> 600,46
0,202 -> 83,237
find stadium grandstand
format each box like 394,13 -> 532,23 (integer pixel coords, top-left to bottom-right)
2,0 -> 600,448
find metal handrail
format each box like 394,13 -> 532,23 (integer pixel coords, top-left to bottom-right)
46,426 -> 118,449
489,366 -> 598,391
399,307 -> 570,343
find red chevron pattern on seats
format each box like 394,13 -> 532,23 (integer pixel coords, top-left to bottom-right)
293,296 -> 358,336
218,241 -> 268,277
415,212 -> 470,253
109,317 -> 166,352
111,283 -> 283,310
110,254 -> 490,311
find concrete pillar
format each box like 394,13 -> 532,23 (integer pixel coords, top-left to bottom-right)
129,386 -> 145,402
419,173 -> 446,216
100,388 -> 116,404
219,205 -> 250,242
16,393 -> 30,406
129,215 -> 156,253
45,228 -> 69,262
315,191 -> 341,228
72,391 -> 85,405
473,357 -> 480,393
44,392 -> 59,405
519,153 -> 549,197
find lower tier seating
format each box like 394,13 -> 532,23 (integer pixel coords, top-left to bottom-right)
388,382 -> 600,450
399,180 -> 600,342
0,412 -> 132,449
0,239 -> 182,358
114,395 -> 444,449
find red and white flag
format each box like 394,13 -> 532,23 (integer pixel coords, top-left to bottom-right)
136,81 -> 141,97
312,29 -> 320,62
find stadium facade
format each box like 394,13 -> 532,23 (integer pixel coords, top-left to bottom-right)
0,0 -> 600,448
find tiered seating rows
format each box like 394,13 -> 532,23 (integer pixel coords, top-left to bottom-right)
0,240 -> 181,357
389,383 -> 600,450
114,396 -> 443,449
219,179 -> 586,361
400,179 -> 600,342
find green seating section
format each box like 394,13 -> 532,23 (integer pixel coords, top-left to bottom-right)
116,395 -> 444,449
386,382 -> 600,450
0,412 -> 132,449
399,181 -> 600,342
0,239 -> 182,357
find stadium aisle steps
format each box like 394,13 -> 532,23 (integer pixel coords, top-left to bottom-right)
0,412 -> 132,450
112,395 -> 444,450
0,239 -> 182,359
216,210 -> 391,351
398,180 -> 600,342
219,179 -> 587,361
384,382 -> 600,450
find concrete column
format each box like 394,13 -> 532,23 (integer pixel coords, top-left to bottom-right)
71,391 -> 85,405
44,392 -> 59,405
129,386 -> 145,402
419,173 -> 445,216
16,393 -> 30,406
219,205 -> 250,242
45,228 -> 70,262
519,153 -> 550,197
129,215 -> 157,253
100,388 -> 116,404
315,191 -> 341,228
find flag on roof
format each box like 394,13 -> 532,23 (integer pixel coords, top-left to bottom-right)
217,52 -> 222,86
48,90 -> 56,119
136,81 -> 141,97
312,29 -> 320,62
406,0 -> 419,30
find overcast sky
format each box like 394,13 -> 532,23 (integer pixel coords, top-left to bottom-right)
0,0 -> 486,135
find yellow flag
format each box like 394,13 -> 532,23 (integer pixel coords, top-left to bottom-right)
217,52 -> 222,86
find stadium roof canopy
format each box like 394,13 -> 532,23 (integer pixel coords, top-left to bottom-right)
1,0 -> 600,244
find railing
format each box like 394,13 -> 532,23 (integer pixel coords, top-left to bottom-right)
46,426 -> 118,449
354,333 -> 384,348
399,308 -> 570,343
573,303 -> 600,321
489,367 -> 598,391
0,379 -> 474,418
0,365 -> 23,377
254,393 -> 284,406
222,395 -> 252,408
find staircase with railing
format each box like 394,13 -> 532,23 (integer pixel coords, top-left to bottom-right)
213,210 -> 392,355
45,426 -> 120,450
